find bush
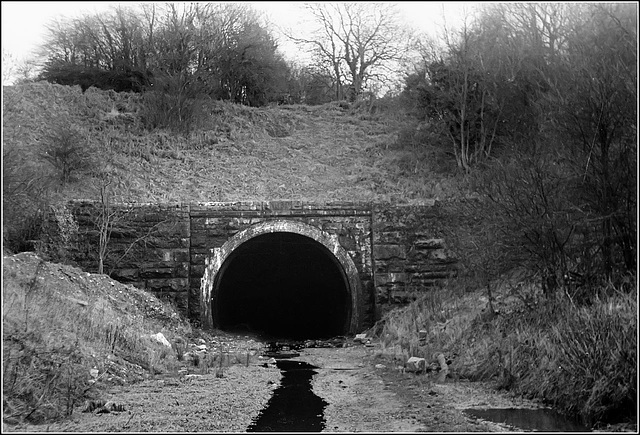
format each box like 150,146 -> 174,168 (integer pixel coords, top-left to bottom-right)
485,286 -> 637,427
2,330 -> 90,423
140,73 -> 208,134
372,272 -> 636,429
2,146 -> 52,253
40,124 -> 94,185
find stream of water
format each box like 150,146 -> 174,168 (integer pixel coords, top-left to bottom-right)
247,359 -> 328,432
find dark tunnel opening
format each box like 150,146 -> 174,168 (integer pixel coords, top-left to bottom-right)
213,232 -> 351,340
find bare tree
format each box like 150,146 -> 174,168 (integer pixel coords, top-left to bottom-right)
290,3 -> 410,101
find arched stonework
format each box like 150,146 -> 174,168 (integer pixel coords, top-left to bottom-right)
200,220 -> 363,334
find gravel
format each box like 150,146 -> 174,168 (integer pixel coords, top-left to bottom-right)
11,364 -> 282,433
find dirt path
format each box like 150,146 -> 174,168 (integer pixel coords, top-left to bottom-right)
9,341 -> 551,433
297,345 -> 525,432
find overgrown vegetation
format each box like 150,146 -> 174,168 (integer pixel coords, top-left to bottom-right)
372,277 -> 637,428
2,254 -> 178,423
375,3 -> 636,429
2,1 -> 635,430
2,252 -> 257,425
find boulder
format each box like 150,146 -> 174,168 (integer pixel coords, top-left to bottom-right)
405,356 -> 426,373
149,332 -> 172,347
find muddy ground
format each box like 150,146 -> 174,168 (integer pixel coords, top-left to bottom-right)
298,345 -> 538,432
8,340 -> 565,433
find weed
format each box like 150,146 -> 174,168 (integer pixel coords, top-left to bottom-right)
375,275 -> 637,427
2,254 -> 190,424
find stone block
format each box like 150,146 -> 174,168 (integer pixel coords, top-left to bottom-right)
172,249 -> 190,263
154,220 -> 189,238
140,267 -> 175,279
110,268 -> 139,281
190,264 -> 205,277
375,260 -> 407,273
373,244 -> 406,260
390,290 -> 418,304
175,263 -> 189,278
409,270 -> 457,281
429,249 -> 458,264
413,238 -> 445,249
146,278 -> 189,292
338,235 -> 357,251
375,272 -> 407,286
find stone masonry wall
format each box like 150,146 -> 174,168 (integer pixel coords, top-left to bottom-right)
43,200 -> 458,330
372,200 -> 458,317
43,201 -> 192,313
189,201 -> 374,325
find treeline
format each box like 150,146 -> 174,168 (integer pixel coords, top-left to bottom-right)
37,3 -> 334,106
402,3 -> 636,300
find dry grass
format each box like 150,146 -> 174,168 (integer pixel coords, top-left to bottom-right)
371,276 -> 637,429
2,82 -> 470,207
1,252 -> 262,425
2,252 -> 185,423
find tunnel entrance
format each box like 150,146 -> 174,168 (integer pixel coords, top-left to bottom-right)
212,231 -> 352,340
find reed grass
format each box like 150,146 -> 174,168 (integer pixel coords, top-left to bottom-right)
2,254 -> 188,423
372,276 -> 637,428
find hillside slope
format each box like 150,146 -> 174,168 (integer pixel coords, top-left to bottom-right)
2,82 -> 467,205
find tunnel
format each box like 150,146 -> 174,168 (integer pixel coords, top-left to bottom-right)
211,231 -> 353,340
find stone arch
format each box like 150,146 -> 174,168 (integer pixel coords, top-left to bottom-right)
200,220 -> 363,336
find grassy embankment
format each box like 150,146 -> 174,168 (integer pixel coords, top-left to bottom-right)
2,82 -> 637,429
373,275 -> 636,429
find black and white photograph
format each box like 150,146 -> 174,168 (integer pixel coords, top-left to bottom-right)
2,1 -> 637,432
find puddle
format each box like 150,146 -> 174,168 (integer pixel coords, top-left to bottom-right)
463,408 -> 591,432
247,359 -> 328,432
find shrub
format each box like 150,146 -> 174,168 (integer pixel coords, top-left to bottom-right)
39,124 -> 94,185
373,274 -> 636,428
458,281 -> 637,428
2,145 -> 52,253
139,73 -> 208,134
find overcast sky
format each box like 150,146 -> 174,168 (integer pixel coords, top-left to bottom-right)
1,1 -> 472,62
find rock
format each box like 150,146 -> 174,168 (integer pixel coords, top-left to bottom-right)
103,401 -> 126,412
149,332 -> 172,347
436,353 -> 449,372
405,356 -> 426,373
375,364 -> 386,369
354,333 -> 367,342
82,400 -> 125,414
436,353 -> 450,383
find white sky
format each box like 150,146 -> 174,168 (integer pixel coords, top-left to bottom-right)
1,1 -> 472,63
